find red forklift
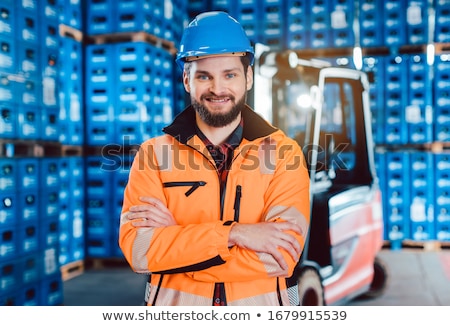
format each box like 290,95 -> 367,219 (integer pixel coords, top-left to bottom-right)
254,45 -> 388,305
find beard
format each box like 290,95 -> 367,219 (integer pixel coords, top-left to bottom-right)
192,93 -> 246,128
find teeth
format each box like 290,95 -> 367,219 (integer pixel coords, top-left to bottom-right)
209,98 -> 228,103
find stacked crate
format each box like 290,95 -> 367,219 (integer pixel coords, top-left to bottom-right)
0,154 -> 64,306
83,0 -> 187,259
0,0 -> 67,305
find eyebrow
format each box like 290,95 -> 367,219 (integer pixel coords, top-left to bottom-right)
194,67 -> 241,75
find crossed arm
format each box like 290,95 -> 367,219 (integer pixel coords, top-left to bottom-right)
127,196 -> 304,278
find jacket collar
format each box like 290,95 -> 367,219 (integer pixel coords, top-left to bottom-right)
162,105 -> 278,145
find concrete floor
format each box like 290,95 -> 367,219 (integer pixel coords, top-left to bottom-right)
63,248 -> 450,306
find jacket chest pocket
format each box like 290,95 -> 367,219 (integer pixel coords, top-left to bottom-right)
163,181 -> 207,197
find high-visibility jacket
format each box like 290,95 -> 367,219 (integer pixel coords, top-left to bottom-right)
119,105 -> 310,306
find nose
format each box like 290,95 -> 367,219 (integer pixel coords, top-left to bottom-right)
209,78 -> 226,95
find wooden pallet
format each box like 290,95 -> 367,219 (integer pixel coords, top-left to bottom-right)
85,257 -> 130,270
86,31 -> 177,54
61,260 -> 85,281
434,42 -> 450,54
402,240 -> 450,251
61,145 -> 83,157
384,240 -> 450,251
59,24 -> 83,42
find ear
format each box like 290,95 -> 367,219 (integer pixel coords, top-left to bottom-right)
246,66 -> 253,91
183,71 -> 190,93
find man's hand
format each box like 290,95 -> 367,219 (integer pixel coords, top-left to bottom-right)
228,221 -> 304,277
127,196 -> 177,227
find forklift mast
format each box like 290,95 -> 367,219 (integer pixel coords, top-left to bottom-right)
254,44 -> 386,305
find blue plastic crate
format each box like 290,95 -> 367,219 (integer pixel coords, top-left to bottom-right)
87,215 -> 113,237
0,158 -> 17,192
39,158 -> 60,189
58,0 -> 83,29
406,0 -> 429,45
233,3 -> 260,42
434,153 -> 450,240
20,282 -> 40,306
41,46 -> 59,78
16,157 -> 39,190
40,19 -> 60,52
69,156 -> 85,185
434,2 -> 450,42
41,247 -> 59,280
40,108 -> 60,141
435,222 -> 450,241
309,0 -> 331,48
0,192 -> 16,227
0,73 -> 16,103
0,2 -> 15,40
15,7 -> 39,44
385,222 -> 408,249
40,0 -> 59,21
17,106 -> 40,139
409,152 -> 435,240
0,224 -> 17,259
85,109 -> 115,145
385,152 -> 411,239
59,121 -> 84,145
330,0 -> 354,48
70,238 -> 85,262
39,189 -> 59,221
20,253 -> 41,286
0,103 -> 16,139
0,257 -> 20,294
15,0 -> 38,12
19,221 -> 40,254
359,0 -> 384,47
0,36 -> 16,74
18,190 -> 39,223
259,20 -> 284,50
86,194 -> 111,219
40,273 -> 63,306
40,217 -> 59,250
17,77 -> 40,107
408,54 -> 431,107
86,0 -> 114,35
0,290 -> 20,306
115,7 -> 153,33
187,0 -> 209,13
384,0 -> 407,47
86,235 -> 114,258
261,1 -> 284,22
433,55 -> 450,142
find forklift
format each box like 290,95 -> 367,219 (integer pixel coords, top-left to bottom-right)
254,45 -> 388,305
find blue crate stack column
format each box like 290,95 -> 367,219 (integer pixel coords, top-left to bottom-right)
434,153 -> 450,242
83,0 -> 186,260
409,151 -> 435,241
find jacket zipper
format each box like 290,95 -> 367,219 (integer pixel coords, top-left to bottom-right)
163,181 -> 206,197
233,185 -> 242,222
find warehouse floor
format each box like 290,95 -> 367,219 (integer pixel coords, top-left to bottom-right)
62,248 -> 450,306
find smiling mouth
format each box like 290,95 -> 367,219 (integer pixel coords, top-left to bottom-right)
208,98 -> 229,103
203,94 -> 234,104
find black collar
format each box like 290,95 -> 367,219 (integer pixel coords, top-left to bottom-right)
162,105 -> 278,144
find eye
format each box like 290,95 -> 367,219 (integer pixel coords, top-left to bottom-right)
197,74 -> 209,80
226,73 -> 236,79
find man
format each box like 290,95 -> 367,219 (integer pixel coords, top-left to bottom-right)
119,11 -> 310,306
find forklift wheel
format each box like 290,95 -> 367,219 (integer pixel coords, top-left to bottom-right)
360,256 -> 389,299
297,268 -> 325,306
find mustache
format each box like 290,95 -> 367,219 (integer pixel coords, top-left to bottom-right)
200,93 -> 235,101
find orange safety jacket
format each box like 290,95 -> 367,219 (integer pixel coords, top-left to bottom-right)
119,105 -> 311,306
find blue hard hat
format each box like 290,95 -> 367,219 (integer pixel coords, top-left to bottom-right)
176,11 -> 255,70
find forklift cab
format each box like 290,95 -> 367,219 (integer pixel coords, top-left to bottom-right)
255,46 -> 387,305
